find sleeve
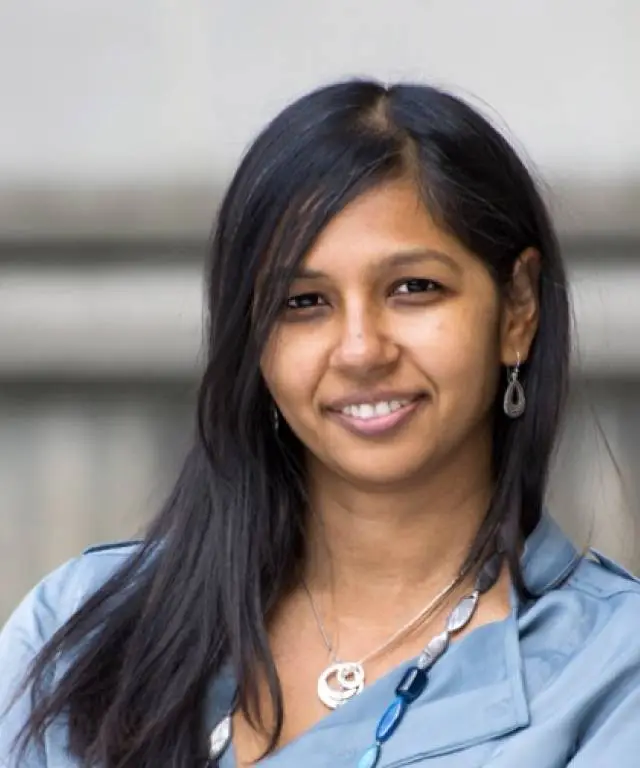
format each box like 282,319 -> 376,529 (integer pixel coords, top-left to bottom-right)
0,559 -> 82,767
567,645 -> 640,766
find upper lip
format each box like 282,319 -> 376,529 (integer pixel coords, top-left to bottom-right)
324,390 -> 426,412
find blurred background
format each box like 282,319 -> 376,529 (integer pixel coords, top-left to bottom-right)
1,0 -> 639,621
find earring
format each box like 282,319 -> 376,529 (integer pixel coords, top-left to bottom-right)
503,353 -> 526,418
271,403 -> 280,432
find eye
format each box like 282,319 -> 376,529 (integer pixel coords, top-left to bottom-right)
284,292 -> 328,311
392,278 -> 443,296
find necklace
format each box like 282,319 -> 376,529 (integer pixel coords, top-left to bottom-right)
355,549 -> 503,768
303,576 -> 458,710
205,548 -> 503,767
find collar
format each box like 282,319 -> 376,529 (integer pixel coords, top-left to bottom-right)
520,512 -> 583,595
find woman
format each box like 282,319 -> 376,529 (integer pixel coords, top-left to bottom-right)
1,79 -> 639,768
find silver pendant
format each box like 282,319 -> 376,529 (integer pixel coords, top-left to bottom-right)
317,661 -> 365,709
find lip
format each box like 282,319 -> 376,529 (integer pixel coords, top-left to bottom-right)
325,393 -> 426,438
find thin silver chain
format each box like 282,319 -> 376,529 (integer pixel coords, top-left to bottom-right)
302,576 -> 458,666
303,579 -> 337,658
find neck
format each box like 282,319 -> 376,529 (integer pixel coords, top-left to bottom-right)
303,442 -> 493,607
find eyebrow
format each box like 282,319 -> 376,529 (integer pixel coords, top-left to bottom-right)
293,248 -> 462,279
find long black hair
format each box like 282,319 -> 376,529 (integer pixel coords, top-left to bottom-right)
17,79 -> 569,766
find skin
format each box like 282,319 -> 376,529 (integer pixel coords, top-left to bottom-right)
233,177 -> 539,763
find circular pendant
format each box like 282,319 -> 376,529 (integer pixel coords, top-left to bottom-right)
317,661 -> 365,710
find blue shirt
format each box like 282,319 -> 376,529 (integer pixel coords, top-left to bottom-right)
2,515 -> 640,767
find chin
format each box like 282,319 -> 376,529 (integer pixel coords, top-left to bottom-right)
333,452 -> 431,489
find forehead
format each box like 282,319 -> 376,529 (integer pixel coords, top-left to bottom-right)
301,178 -> 475,274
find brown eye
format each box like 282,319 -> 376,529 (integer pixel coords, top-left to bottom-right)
285,292 -> 327,310
393,278 -> 442,295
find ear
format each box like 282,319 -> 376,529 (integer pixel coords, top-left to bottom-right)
500,247 -> 540,366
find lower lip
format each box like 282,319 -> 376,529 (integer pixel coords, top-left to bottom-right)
328,398 -> 424,437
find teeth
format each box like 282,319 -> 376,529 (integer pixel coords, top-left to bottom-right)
358,403 -> 375,419
341,400 -> 410,420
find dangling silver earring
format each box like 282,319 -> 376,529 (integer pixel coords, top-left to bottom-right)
503,353 -> 526,418
271,403 -> 280,432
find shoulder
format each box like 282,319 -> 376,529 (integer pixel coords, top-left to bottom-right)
521,546 -> 640,691
521,543 -> 640,662
567,548 -> 640,647
0,539 -> 141,659
549,553 -> 640,760
568,548 -> 640,604
546,546 -> 640,636
0,540 -> 141,766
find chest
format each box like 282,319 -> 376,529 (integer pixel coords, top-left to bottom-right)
228,648 -> 518,768
230,614 -> 463,765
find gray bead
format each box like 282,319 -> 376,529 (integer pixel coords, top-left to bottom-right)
418,630 -> 449,669
209,714 -> 232,759
446,593 -> 479,633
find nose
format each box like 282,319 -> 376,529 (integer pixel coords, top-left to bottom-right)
330,303 -> 399,376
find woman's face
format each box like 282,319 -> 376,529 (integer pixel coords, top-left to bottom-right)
261,178 -> 536,487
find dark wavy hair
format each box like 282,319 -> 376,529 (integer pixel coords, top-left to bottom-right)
16,79 -> 569,766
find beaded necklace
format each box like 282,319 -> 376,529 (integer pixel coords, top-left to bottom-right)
206,549 -> 503,767
354,549 -> 502,767
303,574 -> 458,710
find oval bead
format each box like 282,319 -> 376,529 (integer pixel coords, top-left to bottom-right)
418,630 -> 449,669
375,696 -> 408,743
446,592 -> 479,633
208,714 -> 232,759
395,665 -> 428,702
357,743 -> 381,768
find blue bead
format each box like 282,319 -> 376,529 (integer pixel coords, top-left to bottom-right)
357,743 -> 381,768
375,696 -> 408,743
395,665 -> 428,702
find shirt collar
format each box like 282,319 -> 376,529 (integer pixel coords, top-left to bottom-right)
520,512 -> 583,595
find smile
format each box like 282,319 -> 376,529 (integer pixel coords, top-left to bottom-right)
340,400 -> 410,419
327,395 -> 425,437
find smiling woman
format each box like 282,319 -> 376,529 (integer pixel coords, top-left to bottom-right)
2,80 -> 640,768
262,178 -> 536,487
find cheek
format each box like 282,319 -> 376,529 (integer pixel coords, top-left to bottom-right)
402,303 -> 501,392
261,327 -> 328,414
